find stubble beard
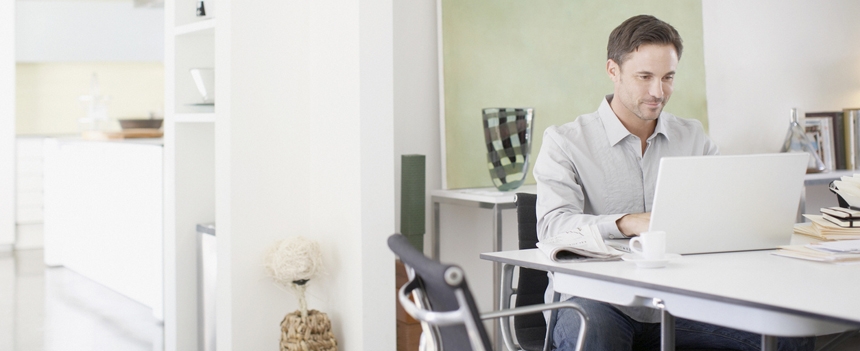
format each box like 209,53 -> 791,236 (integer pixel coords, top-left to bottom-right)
620,96 -> 663,122
634,98 -> 665,121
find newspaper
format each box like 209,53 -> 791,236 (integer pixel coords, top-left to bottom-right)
536,225 -> 625,262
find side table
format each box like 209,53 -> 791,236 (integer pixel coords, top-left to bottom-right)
430,184 -> 536,349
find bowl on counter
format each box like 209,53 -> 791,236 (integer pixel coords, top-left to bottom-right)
118,118 -> 164,130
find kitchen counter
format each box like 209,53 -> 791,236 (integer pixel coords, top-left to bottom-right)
42,137 -> 163,320
52,135 -> 164,146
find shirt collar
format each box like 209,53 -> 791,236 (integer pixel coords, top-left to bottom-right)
599,94 -> 670,146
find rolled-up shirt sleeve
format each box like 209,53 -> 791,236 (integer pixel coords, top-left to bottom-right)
534,128 -> 626,241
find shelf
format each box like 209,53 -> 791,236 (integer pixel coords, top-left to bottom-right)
174,113 -> 215,123
175,19 -> 215,36
805,169 -> 857,186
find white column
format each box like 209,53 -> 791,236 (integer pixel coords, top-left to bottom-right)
216,0 -> 395,350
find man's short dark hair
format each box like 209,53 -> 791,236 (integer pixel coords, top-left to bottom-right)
607,15 -> 683,66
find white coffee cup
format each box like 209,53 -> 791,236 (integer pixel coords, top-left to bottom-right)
629,231 -> 666,260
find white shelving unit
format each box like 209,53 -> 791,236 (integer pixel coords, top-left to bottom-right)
164,1 -> 217,350
159,2 -> 397,350
175,18 -> 215,36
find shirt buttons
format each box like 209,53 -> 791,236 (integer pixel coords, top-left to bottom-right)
609,234 -> 615,239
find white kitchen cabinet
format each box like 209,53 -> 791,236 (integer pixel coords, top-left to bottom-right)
15,136 -> 46,249
43,138 -> 163,320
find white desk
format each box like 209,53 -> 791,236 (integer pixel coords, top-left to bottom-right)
435,173 -> 857,349
481,248 -> 860,350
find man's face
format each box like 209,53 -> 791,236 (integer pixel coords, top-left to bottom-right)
607,44 -> 678,121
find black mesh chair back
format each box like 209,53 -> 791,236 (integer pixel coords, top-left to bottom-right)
389,233 -> 492,351
512,193 -> 552,351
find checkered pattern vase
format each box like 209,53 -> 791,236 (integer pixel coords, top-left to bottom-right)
482,108 -> 534,191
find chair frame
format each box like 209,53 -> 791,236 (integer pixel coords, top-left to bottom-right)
499,263 -> 563,351
395,250 -> 589,351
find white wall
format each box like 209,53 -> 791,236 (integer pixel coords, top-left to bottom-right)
393,0 -> 524,335
1,0 -> 15,248
703,0 -> 860,155
410,1 -> 860,316
216,0 -> 395,350
16,1 -> 163,62
0,0 -> 13,318
391,0 -> 521,317
393,0 -> 440,247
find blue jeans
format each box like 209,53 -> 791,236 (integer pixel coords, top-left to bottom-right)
554,297 -> 814,351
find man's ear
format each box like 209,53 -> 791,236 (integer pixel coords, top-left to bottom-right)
607,59 -> 621,83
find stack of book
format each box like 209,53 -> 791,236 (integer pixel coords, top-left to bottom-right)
774,239 -> 860,264
794,207 -> 860,240
820,207 -> 860,227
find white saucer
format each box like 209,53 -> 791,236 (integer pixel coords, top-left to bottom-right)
621,253 -> 681,268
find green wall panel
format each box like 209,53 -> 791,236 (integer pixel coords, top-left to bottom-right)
442,0 -> 707,189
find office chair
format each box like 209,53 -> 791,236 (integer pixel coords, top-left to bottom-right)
388,233 -> 589,351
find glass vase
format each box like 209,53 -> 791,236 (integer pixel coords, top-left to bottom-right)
482,108 -> 534,191
780,108 -> 825,173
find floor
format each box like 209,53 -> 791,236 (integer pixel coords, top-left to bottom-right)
1,249 -> 858,351
0,249 -> 163,351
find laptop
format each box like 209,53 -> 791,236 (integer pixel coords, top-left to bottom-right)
611,153 -> 808,255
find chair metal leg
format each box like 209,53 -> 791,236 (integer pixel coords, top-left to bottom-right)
498,263 -> 517,351
492,204 -> 503,350
544,291 -> 562,351
661,309 -> 675,351
762,335 -> 777,351
432,201 -> 440,259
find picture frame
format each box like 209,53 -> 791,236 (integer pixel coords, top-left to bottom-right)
805,116 -> 835,171
806,111 -> 844,170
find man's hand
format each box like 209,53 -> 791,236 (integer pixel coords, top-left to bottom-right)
616,212 -> 651,237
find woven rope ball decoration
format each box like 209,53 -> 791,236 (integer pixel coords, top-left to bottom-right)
265,237 -> 337,351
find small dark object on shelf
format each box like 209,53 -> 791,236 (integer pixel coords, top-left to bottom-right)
196,0 -> 205,16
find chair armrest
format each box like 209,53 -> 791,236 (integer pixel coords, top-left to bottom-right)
398,280 -> 470,326
481,300 -> 586,322
481,300 -> 589,351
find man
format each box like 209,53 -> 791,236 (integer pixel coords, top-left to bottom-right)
533,15 -> 812,351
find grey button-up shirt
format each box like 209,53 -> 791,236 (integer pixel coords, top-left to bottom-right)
533,94 -> 719,322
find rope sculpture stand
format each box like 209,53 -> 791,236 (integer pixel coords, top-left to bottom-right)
265,237 -> 338,351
